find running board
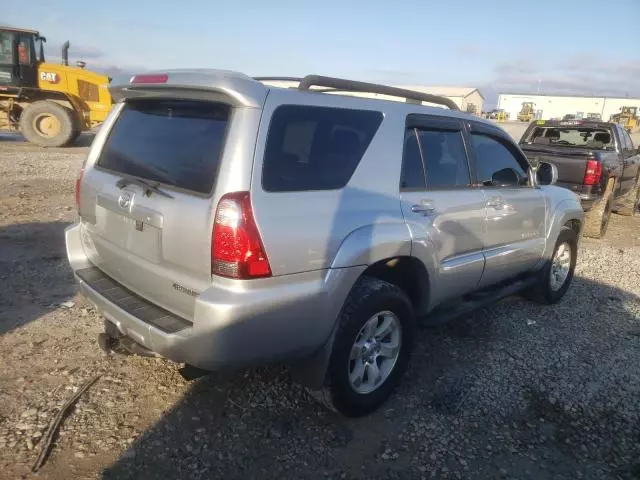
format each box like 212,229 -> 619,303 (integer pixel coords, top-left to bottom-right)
422,276 -> 537,327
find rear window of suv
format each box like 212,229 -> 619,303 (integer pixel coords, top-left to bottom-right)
97,99 -> 229,194
262,105 -> 383,192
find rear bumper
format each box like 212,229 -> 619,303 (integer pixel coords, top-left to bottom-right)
554,183 -> 600,212
66,224 -> 363,370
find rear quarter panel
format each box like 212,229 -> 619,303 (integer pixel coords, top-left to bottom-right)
250,90 -> 409,276
540,186 -> 584,260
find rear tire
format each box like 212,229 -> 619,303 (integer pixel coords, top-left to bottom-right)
314,276 -> 415,417
524,227 -> 577,305
19,100 -> 76,147
68,129 -> 82,145
582,178 -> 615,239
614,173 -> 640,216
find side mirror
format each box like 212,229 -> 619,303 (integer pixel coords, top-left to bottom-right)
491,168 -> 520,187
535,161 -> 558,185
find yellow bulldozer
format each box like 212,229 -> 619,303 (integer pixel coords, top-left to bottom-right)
517,102 -> 535,122
610,106 -> 638,133
0,26 -> 112,147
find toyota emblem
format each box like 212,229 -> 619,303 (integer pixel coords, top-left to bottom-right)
118,193 -> 132,210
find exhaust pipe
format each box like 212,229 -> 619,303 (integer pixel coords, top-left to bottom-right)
61,41 -> 70,66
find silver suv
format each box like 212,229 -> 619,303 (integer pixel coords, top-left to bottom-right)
66,70 -> 584,416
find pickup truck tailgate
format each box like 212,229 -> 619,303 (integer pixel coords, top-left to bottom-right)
521,147 -> 591,193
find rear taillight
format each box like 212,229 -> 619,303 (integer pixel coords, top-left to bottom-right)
212,192 -> 271,279
583,159 -> 602,186
130,74 -> 169,84
74,167 -> 84,211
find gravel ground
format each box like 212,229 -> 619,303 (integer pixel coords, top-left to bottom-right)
1,132 -> 640,480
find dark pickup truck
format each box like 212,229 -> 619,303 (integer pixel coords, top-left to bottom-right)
519,120 -> 640,238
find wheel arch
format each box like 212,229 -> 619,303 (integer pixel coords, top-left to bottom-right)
291,254 -> 430,390
544,198 -> 584,259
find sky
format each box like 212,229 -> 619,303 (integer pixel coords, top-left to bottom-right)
4,0 -> 640,107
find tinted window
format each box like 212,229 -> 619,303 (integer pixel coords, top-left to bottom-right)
262,105 -> 383,192
0,32 -> 12,64
471,133 -> 528,186
98,100 -> 229,194
621,128 -> 634,151
418,130 -> 470,188
400,130 -> 426,190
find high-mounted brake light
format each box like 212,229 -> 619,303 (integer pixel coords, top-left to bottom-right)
212,192 -> 271,279
130,74 -> 169,84
583,159 -> 602,186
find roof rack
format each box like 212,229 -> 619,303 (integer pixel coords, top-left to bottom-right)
253,77 -> 303,83
254,75 -> 460,110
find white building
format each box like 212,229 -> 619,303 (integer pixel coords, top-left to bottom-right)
260,80 -> 484,114
398,86 -> 484,114
498,93 -> 640,121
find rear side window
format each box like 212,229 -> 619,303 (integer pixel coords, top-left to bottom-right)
97,99 -> 229,194
262,105 -> 383,192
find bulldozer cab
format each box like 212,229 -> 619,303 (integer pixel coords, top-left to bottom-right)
521,102 -> 534,112
0,26 -> 44,89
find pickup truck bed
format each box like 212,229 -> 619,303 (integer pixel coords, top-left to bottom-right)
519,120 -> 640,237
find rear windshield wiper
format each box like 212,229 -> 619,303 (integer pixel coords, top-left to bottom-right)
116,176 -> 174,199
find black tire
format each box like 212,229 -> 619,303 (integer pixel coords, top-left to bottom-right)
614,172 -> 640,216
19,100 -> 76,147
524,227 -> 578,305
315,276 -> 415,417
582,178 -> 615,239
68,129 -> 82,145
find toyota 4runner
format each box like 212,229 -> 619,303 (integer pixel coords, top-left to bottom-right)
66,70 -> 584,416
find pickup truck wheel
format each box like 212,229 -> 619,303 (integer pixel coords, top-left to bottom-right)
614,174 -> 640,216
316,276 -> 415,417
582,178 -> 615,239
524,227 -> 577,304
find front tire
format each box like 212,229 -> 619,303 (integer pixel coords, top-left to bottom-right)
318,277 -> 415,417
524,227 -> 578,304
19,100 -> 76,147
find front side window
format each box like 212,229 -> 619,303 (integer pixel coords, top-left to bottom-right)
471,133 -> 528,186
262,105 -> 383,192
418,130 -> 470,188
0,32 -> 15,65
400,129 -> 426,190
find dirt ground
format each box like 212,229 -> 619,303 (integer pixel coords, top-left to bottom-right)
0,131 -> 639,480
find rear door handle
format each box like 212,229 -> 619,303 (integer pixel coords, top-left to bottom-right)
411,201 -> 436,215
